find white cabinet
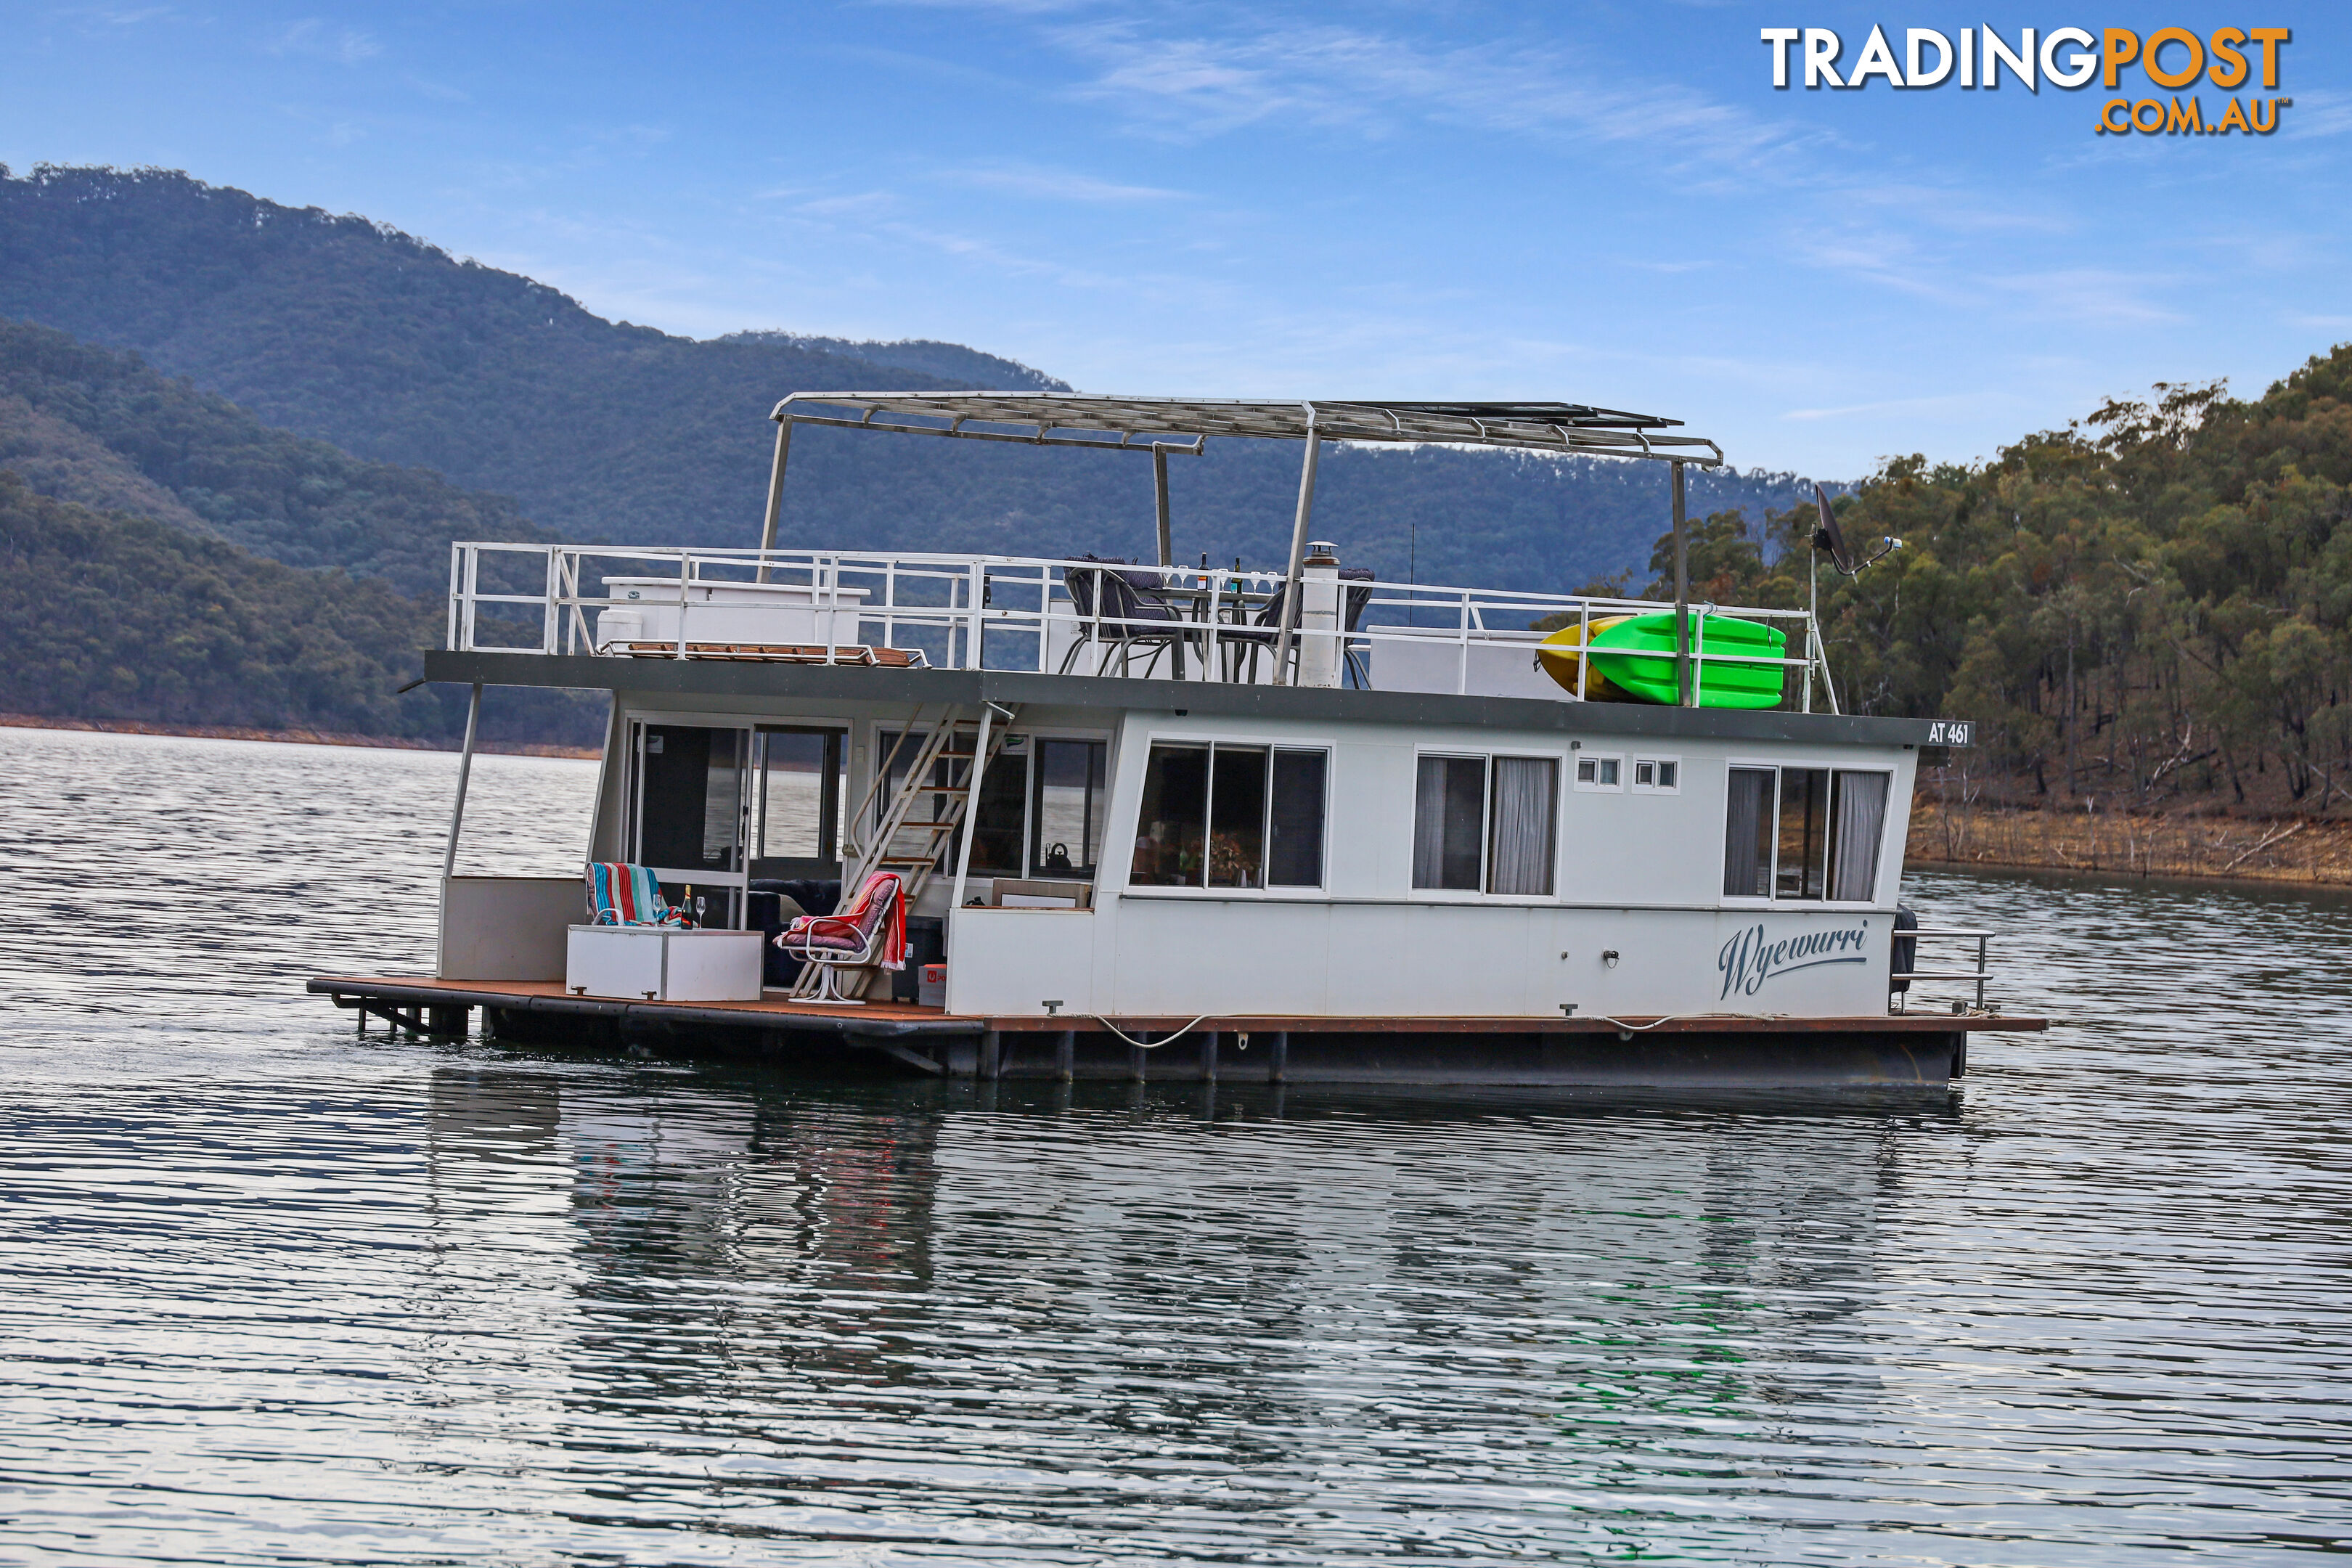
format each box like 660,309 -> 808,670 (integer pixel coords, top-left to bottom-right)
565,926 -> 764,1003
597,579 -> 870,649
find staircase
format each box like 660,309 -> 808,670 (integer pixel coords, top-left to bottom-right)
790,704 -> 1021,1000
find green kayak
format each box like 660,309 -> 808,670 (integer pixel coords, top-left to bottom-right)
1584,611 -> 1788,709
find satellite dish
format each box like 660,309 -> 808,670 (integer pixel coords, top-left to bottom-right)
1809,482 -> 1899,574
1811,483 -> 1858,574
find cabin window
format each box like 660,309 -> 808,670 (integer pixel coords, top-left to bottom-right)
1267,750 -> 1328,887
1131,743 -> 1328,889
755,727 -> 844,865
875,728 -> 1032,875
1413,754 -> 1558,895
1131,744 -> 1207,886
1413,756 -> 1486,890
1631,756 -> 1680,793
1723,767 -> 1892,902
1573,754 -> 1622,792
635,724 -> 746,874
970,742 -> 1028,874
1724,769 -> 1775,897
1031,738 -> 1108,877
1489,757 -> 1559,895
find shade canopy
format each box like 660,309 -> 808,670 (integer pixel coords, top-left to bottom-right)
770,391 -> 1723,465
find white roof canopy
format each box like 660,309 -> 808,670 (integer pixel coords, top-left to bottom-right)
771,391 -> 1723,465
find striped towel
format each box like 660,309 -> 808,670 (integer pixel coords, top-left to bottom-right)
586,862 -> 695,927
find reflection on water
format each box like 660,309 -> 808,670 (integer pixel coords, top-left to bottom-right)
1,727 -> 2350,1564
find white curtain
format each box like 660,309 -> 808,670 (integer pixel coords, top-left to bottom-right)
1829,770 -> 1890,901
1412,757 -> 1447,889
1723,768 -> 1773,897
1487,757 -> 1557,896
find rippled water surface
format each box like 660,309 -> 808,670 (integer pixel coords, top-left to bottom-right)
3,725 -> 2349,1565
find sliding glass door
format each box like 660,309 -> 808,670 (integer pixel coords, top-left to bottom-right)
627,721 -> 752,927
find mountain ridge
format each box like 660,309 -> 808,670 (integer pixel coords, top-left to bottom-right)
0,164 -> 1843,589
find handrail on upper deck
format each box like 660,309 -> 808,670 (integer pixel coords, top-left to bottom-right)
441,542 -> 1834,709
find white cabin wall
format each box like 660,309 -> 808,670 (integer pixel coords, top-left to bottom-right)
986,710 -> 1928,1020
1884,748 -> 1922,905
587,693 -> 1924,1018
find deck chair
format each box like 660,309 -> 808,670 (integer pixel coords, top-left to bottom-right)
586,862 -> 696,927
775,870 -> 906,1005
1060,557 -> 1195,677
1223,568 -> 1377,683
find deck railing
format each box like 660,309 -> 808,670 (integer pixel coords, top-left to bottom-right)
445,543 -> 1832,706
1892,926 -> 1996,1012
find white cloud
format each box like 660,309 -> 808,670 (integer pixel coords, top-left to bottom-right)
2282,91 -> 2352,140
1784,392 -> 2005,422
267,17 -> 380,65
798,191 -> 899,219
950,163 -> 1185,203
1044,13 -> 1816,173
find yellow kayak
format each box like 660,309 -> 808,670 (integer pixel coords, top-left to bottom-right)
1535,617 -> 1634,701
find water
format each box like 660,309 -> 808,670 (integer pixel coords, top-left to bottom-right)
2,725 -> 2348,1565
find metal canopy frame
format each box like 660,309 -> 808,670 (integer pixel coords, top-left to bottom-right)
764,391 -> 1722,462
756,390 -> 1726,695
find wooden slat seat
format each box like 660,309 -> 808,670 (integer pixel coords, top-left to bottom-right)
618,642 -> 926,666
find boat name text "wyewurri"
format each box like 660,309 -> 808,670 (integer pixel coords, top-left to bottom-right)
1718,923 -> 1872,1000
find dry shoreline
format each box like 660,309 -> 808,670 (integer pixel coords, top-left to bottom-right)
1907,797 -> 2352,886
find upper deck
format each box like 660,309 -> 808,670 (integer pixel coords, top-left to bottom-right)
433,391 -> 1968,748
437,541 -> 1973,751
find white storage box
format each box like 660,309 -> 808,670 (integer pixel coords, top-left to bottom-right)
565,925 -> 764,1003
599,578 -> 870,648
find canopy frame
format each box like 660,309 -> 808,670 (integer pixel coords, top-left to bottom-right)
755,391 -> 1726,692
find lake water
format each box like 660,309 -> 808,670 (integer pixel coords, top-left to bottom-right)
2,725 -> 2347,1565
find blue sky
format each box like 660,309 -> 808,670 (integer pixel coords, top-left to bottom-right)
5,2 -> 2347,478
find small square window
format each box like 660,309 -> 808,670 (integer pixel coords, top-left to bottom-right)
1573,753 -> 1623,792
1631,756 -> 1681,795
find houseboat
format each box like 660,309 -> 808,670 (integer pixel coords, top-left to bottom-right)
313,393 -> 2041,1085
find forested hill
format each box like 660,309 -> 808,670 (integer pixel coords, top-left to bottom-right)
1638,346 -> 2352,816
0,317 -> 547,600
0,317 -> 595,743
0,471 -> 592,745
0,165 -> 1832,589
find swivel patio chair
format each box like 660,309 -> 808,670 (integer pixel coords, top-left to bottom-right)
775,870 -> 906,1005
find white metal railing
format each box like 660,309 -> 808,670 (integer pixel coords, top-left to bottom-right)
1892,926 -> 1994,1012
444,543 -> 1829,704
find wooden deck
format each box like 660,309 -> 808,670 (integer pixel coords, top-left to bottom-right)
309,974 -> 2041,1087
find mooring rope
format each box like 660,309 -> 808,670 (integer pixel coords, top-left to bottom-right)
1086,1014 -> 1216,1049
1590,1011 -> 1781,1032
